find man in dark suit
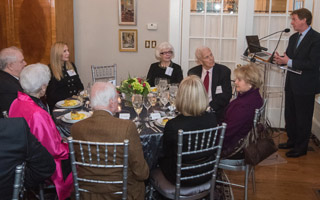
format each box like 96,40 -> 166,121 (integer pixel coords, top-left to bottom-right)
0,46 -> 27,118
274,8 -> 320,158
188,46 -> 232,122
0,117 -> 55,200
71,82 -> 149,200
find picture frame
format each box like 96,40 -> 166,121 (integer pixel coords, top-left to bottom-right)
119,29 -> 138,52
118,0 -> 137,25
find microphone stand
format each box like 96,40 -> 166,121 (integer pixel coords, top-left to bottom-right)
269,31 -> 284,63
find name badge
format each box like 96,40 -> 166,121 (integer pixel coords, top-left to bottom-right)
165,67 -> 173,76
150,112 -> 161,120
119,113 -> 130,119
67,70 -> 77,76
215,86 -> 223,94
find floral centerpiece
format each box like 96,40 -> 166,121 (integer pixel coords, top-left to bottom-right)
117,76 -> 151,101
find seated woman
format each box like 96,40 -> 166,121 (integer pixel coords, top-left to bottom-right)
158,75 -> 217,186
9,63 -> 73,200
222,64 -> 263,158
46,42 -> 84,110
147,42 -> 183,86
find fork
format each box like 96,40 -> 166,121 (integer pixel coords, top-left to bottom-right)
145,122 -> 157,132
149,121 -> 161,132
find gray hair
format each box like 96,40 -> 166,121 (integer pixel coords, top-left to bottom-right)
155,42 -> 175,60
0,46 -> 23,70
20,63 -> 51,95
90,82 -> 117,108
195,46 -> 211,65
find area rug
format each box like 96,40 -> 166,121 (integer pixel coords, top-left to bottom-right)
258,152 -> 287,166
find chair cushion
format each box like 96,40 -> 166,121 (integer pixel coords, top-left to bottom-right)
150,168 -> 211,197
219,158 -> 245,166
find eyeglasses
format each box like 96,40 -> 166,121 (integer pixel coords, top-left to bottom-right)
160,51 -> 173,55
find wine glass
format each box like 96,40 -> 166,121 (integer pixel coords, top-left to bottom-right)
143,96 -> 152,121
132,94 -> 143,124
148,93 -> 157,107
160,91 -> 169,110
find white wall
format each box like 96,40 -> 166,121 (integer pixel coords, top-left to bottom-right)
73,0 -> 170,87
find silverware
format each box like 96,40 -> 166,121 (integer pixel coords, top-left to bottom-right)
149,121 -> 161,132
145,122 -> 157,132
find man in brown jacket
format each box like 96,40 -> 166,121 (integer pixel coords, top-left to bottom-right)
71,82 -> 149,199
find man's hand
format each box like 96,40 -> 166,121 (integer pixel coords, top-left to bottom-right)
274,52 -> 289,65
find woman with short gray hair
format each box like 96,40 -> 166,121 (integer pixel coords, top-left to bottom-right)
146,41 -> 183,86
9,63 -> 73,200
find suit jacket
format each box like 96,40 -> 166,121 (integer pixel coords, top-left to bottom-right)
0,70 -> 23,118
188,64 -> 232,121
285,28 -> 320,95
9,92 -> 73,200
0,118 -> 55,200
71,110 -> 149,200
159,112 -> 217,186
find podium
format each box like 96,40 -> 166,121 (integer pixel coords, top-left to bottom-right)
241,55 -> 302,128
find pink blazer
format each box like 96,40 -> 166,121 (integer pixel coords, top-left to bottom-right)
9,92 -> 73,200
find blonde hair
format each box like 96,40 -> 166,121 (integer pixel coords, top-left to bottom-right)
234,64 -> 262,89
176,75 -> 209,116
50,42 -> 74,80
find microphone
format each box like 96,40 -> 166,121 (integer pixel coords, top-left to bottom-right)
269,29 -> 290,63
249,43 -> 268,51
259,28 -> 290,40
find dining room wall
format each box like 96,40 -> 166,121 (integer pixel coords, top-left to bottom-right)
73,0 -> 170,88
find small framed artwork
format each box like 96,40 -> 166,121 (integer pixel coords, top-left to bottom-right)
151,40 -> 157,48
118,0 -> 137,25
145,40 -> 150,48
119,29 -> 138,52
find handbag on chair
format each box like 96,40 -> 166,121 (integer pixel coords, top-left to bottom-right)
244,120 -> 278,166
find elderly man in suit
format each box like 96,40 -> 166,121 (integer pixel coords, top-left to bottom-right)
274,8 -> 320,158
188,46 -> 232,122
0,117 -> 55,200
71,82 -> 149,199
0,46 -> 27,118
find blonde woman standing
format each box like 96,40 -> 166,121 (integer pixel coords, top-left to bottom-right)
46,42 -> 83,110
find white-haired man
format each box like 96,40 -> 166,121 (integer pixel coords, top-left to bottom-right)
71,82 -> 149,199
0,46 -> 27,118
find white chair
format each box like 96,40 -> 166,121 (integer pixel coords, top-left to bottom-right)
67,137 -> 129,200
149,123 -> 227,200
217,99 -> 267,200
12,162 -> 26,200
91,64 -> 117,85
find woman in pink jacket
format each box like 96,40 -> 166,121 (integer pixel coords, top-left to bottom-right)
9,63 -> 73,200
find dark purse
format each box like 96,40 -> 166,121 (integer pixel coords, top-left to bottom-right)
244,120 -> 278,166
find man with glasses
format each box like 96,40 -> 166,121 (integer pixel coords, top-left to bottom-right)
188,46 -> 232,123
0,46 -> 27,118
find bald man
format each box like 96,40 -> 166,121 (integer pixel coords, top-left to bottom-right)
0,46 -> 27,118
71,82 -> 149,199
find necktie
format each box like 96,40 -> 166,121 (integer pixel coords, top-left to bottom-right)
204,70 -> 209,93
294,33 -> 302,52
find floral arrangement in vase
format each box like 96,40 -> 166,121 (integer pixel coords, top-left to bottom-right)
117,76 -> 151,100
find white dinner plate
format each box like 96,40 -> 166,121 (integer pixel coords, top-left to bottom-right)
61,111 -> 91,123
154,117 -> 174,127
55,99 -> 82,109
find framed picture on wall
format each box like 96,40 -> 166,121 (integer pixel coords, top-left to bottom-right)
118,0 -> 137,25
119,29 -> 138,52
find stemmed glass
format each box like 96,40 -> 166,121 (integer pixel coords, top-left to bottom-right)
168,84 -> 178,116
160,91 -> 169,110
132,94 -> 143,124
148,93 -> 157,107
143,96 -> 152,121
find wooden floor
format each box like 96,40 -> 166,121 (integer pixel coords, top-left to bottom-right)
225,132 -> 320,200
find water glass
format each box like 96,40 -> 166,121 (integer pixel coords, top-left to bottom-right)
143,97 -> 152,121
132,94 -> 143,124
160,91 -> 169,110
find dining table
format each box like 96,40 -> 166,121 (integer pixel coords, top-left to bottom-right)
52,98 -> 170,170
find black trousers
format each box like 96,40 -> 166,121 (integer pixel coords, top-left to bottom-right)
285,88 -> 315,153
